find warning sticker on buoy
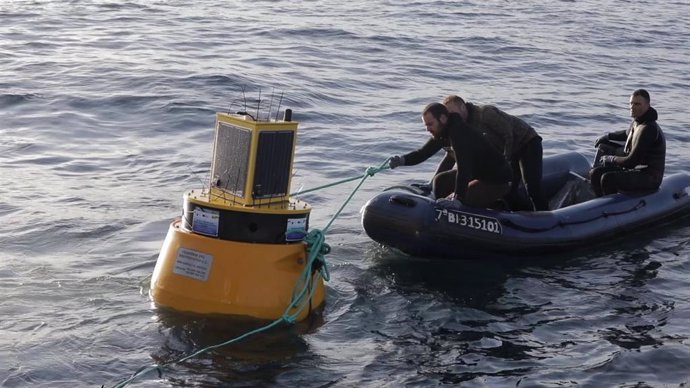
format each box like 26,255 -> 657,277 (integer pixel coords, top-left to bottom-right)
192,207 -> 219,237
174,248 -> 213,281
286,218 -> 307,241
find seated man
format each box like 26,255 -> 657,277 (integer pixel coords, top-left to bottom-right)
389,103 -> 512,208
589,89 -> 665,196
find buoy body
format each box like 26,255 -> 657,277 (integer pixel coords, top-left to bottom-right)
151,219 -> 325,321
150,111 -> 325,321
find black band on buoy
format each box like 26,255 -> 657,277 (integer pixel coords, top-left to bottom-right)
182,201 -> 309,244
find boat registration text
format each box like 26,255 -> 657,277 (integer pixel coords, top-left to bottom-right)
434,209 -> 503,234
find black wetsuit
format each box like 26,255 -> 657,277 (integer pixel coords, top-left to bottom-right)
430,103 -> 546,210
589,107 -> 665,196
402,113 -> 512,202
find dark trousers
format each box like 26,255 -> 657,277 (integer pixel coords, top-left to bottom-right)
432,170 -> 510,208
589,165 -> 659,196
510,137 -> 547,210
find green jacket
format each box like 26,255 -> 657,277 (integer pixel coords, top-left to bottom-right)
466,103 -> 540,160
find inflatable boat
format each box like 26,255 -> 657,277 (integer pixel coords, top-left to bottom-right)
361,152 -> 690,259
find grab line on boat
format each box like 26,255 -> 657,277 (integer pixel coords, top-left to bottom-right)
501,200 -> 647,232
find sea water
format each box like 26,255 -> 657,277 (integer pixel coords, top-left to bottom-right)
2,1 -> 690,386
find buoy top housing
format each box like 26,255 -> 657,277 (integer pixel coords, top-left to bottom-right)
210,112 -> 299,208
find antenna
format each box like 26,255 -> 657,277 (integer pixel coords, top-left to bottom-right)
226,90 -> 241,115
267,87 -> 275,122
256,88 -> 262,122
226,97 -> 234,115
186,163 -> 207,188
274,91 -> 284,121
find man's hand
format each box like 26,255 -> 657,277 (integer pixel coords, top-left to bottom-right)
600,155 -> 616,166
435,197 -> 462,210
594,134 -> 609,148
389,155 -> 405,169
411,182 -> 432,192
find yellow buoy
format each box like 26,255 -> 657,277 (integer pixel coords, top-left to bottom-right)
150,109 -> 325,321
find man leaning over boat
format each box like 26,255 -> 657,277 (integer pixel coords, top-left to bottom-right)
443,95 -> 547,210
590,89 -> 666,196
388,102 -> 512,209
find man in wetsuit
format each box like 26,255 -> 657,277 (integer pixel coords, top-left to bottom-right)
443,95 -> 547,210
589,89 -> 665,196
388,102 -> 512,208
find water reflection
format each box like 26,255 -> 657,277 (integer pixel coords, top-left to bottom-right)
148,306 -> 325,386
369,252 -> 510,309
361,222 -> 690,386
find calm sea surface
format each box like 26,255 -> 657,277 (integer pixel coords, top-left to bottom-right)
2,1 -> 690,387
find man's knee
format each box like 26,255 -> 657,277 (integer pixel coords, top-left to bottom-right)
601,170 -> 646,195
432,171 -> 456,198
465,181 -> 510,207
600,172 -> 619,194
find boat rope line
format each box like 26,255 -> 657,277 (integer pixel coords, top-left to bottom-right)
290,161 -> 391,197
501,199 -> 647,233
104,159 -> 391,388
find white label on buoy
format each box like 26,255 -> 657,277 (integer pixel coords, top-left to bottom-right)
286,218 -> 307,241
192,207 -> 219,237
174,248 -> 213,281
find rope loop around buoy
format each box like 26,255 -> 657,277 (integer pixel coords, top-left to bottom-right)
304,229 -> 331,281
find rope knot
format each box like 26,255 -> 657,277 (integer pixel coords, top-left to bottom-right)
304,229 -> 331,281
365,166 -> 378,176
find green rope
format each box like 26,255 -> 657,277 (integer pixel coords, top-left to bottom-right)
106,158 -> 391,388
291,159 -> 391,197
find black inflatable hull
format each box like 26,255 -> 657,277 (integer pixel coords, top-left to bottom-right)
361,152 -> 690,259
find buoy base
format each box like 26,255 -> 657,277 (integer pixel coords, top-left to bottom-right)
150,219 -> 325,321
